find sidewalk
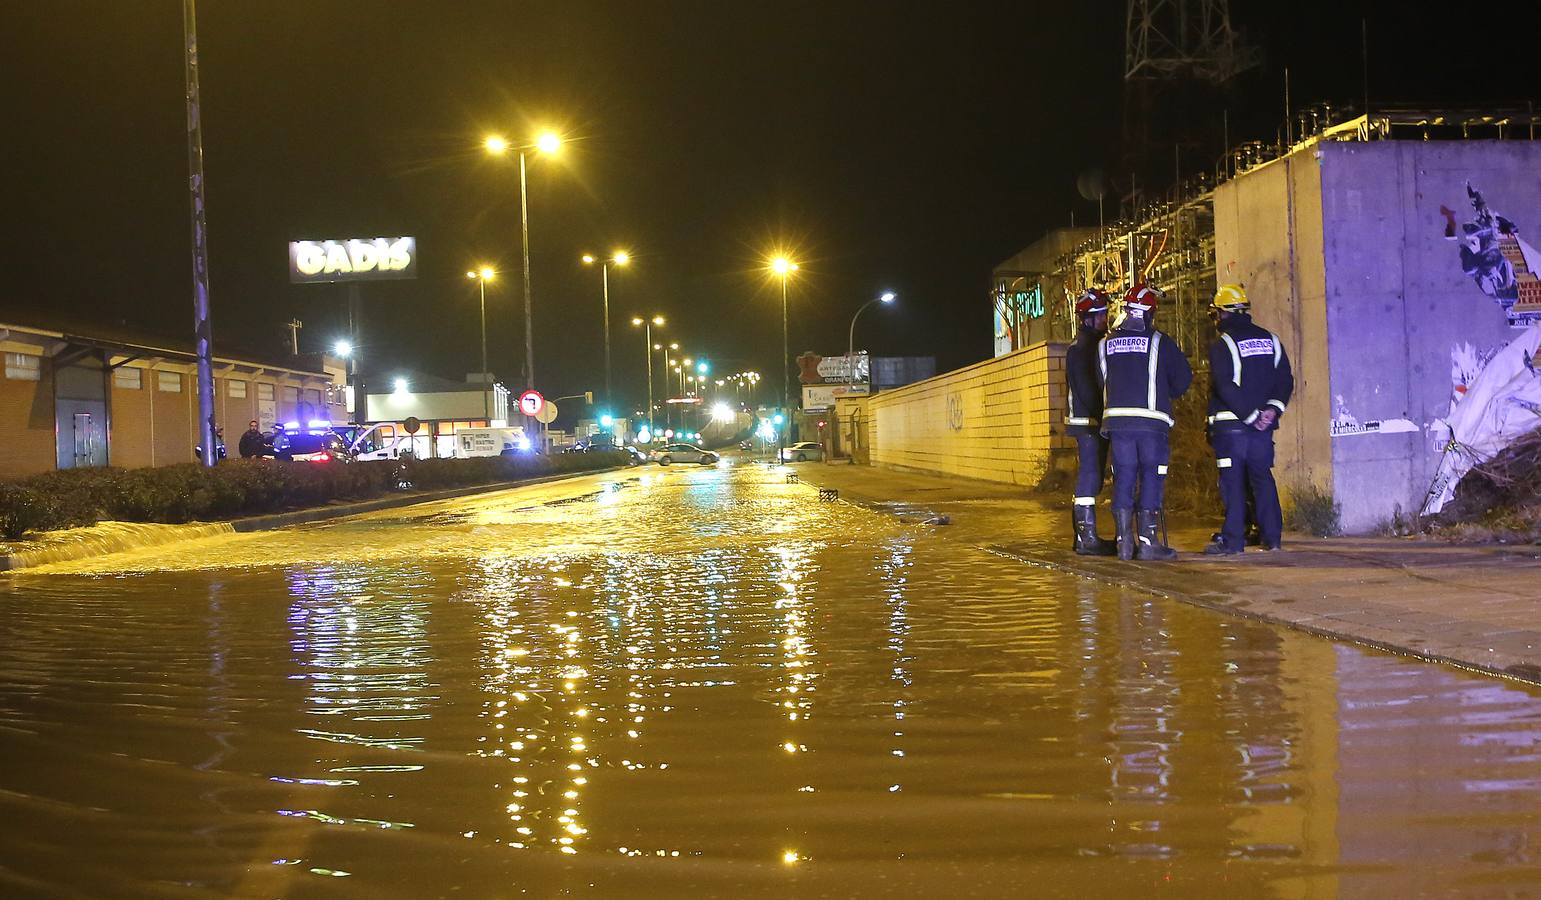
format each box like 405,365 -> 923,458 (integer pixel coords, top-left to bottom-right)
797,461 -> 1541,685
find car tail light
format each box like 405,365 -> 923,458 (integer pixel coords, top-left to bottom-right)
314,452 -> 331,462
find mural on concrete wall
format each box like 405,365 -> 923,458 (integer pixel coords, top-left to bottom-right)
1440,183 -> 1541,328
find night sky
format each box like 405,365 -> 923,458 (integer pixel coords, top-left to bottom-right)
4,1 -> 1537,416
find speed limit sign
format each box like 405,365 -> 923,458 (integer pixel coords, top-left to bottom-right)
518,389 -> 545,418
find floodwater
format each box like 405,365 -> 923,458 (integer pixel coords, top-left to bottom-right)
3,463 -> 1541,898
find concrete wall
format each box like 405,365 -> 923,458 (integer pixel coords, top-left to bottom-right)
1217,139 -> 1541,532
868,341 -> 1069,485
1213,146 -> 1333,499
1318,140 -> 1541,531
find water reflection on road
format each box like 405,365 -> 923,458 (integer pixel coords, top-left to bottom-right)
2,463 -> 1541,897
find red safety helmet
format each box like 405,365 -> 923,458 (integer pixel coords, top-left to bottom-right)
1075,288 -> 1111,316
1123,283 -> 1164,312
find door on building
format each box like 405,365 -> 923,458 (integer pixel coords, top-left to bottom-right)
54,356 -> 110,470
55,399 -> 108,469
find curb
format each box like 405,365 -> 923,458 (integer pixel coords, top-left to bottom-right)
0,465 -> 627,573
817,477 -> 1541,689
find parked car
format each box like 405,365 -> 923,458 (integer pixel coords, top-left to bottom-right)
649,443 -> 719,466
272,430 -> 349,462
621,446 -> 648,466
779,441 -> 825,463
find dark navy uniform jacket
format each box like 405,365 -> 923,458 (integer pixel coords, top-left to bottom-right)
1096,321 -> 1193,432
1205,313 -> 1295,431
1064,329 -> 1104,437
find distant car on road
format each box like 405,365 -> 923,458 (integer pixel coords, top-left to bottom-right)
621,446 -> 648,466
779,441 -> 825,463
649,443 -> 719,466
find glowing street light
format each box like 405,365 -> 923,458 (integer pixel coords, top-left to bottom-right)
769,254 -> 799,451
631,314 -> 665,432
583,250 -> 631,411
483,129 -> 564,430
849,289 -> 897,388
466,266 -> 497,419
332,340 -> 352,357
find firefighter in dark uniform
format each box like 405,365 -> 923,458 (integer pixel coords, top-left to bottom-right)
1203,283 -> 1295,554
1065,288 -> 1116,555
1097,284 -> 1193,561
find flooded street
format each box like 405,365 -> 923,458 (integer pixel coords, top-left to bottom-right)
3,462 -> 1541,898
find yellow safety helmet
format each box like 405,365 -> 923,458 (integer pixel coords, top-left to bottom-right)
1212,283 -> 1250,312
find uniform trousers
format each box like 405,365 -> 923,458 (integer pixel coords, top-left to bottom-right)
1109,429 -> 1169,512
1212,427 -> 1282,548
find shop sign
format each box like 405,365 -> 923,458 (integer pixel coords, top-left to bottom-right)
289,237 -> 418,283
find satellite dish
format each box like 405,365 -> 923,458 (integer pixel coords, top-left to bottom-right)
1076,169 -> 1106,202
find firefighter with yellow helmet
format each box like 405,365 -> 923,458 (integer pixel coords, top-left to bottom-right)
1204,283 -> 1295,554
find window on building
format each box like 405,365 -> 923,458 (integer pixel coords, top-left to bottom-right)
227,379 -> 247,399
303,388 -> 322,410
257,383 -> 275,401
113,367 -> 143,390
156,370 -> 182,393
282,386 -> 299,404
4,352 -> 40,381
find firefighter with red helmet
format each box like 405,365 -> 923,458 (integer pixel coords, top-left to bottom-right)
1065,288 -> 1116,555
1096,284 -> 1193,560
1203,283 -> 1294,554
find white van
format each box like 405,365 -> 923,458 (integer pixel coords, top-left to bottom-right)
339,423 -> 415,461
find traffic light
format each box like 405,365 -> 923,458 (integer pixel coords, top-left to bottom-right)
584,391 -> 594,405
772,413 -> 784,425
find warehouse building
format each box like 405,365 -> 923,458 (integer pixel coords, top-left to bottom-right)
0,319 -> 346,479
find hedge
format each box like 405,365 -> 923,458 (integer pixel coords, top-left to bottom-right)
0,452 -> 628,540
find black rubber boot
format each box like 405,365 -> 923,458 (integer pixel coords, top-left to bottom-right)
1204,535 -> 1243,556
1114,508 -> 1135,561
1135,510 -> 1178,561
1073,506 -> 1117,556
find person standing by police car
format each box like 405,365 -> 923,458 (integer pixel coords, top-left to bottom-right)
1065,288 -> 1116,555
1097,284 -> 1192,561
1203,284 -> 1294,554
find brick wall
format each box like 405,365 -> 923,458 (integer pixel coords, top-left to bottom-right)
0,364 -> 57,478
867,341 -> 1070,486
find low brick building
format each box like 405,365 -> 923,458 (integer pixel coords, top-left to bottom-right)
1,320 -> 346,479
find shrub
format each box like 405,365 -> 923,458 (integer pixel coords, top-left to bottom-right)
1284,480 -> 1342,537
0,452 -> 625,539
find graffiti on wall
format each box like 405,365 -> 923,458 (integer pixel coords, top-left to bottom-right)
1440,182 -> 1541,327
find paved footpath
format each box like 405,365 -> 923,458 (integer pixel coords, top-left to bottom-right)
794,461 -> 1541,686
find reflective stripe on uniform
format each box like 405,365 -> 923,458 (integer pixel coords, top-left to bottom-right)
1267,399 -> 1287,413
1073,496 -> 1097,506
1207,411 -> 1239,424
1243,409 -> 1260,425
1147,333 -> 1161,410
1220,332 -> 1245,385
1217,457 -> 1233,468
1272,334 -> 1282,368
1104,407 -> 1175,426
1098,339 -> 1108,381
1064,416 -> 1096,426
1157,465 -> 1168,475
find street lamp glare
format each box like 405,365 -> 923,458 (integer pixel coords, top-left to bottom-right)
669,342 -> 679,350
333,340 -> 352,357
484,135 -> 509,154
582,254 -> 596,264
466,271 -> 477,279
613,251 -> 630,266
771,256 -> 796,276
632,316 -> 644,326
652,315 -> 664,325
881,291 -> 897,303
535,131 -> 562,154
480,267 -> 495,281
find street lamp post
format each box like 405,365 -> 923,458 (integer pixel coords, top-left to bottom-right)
332,339 -> 354,422
484,131 -> 561,433
848,291 -> 896,388
631,315 -> 664,437
466,267 -> 496,420
770,256 -> 799,449
585,251 -> 630,411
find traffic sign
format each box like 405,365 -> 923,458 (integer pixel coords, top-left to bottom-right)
536,400 -> 559,425
402,416 -> 421,435
518,389 -> 545,418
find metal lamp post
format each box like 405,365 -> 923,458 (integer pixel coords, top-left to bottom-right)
584,251 -> 630,410
770,257 -> 799,450
466,267 -> 496,420
484,131 -> 561,434
848,291 -> 896,387
631,315 -> 664,437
